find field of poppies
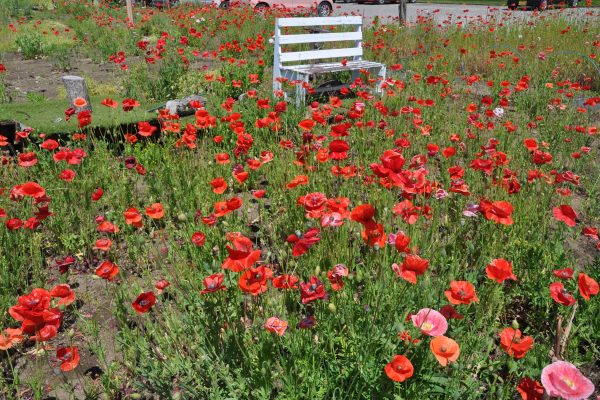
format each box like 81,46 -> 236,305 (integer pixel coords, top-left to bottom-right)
1,1 -> 600,399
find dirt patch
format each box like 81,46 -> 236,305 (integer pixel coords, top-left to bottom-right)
2,53 -> 118,102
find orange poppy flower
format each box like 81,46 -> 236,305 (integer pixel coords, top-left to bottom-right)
286,175 -> 309,189
95,261 -> 119,281
145,203 -> 164,219
384,355 -> 414,382
210,177 -> 227,194
430,335 -> 460,366
73,97 -> 87,108
238,265 -> 272,296
0,328 -> 24,350
264,316 -> 288,336
222,236 -> 261,272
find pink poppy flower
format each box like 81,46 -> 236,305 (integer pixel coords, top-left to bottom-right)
541,361 -> 595,400
411,308 -> 448,337
320,212 -> 344,227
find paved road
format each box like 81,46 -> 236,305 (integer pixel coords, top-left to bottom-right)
332,2 -> 599,23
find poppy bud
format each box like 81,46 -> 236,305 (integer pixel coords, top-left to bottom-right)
512,319 -> 520,330
314,266 -> 321,276
328,303 -> 336,312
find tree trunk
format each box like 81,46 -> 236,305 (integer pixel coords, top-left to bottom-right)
398,0 -> 407,25
62,75 -> 92,112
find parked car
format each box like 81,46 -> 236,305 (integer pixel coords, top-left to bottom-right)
507,0 -> 578,9
249,0 -> 334,16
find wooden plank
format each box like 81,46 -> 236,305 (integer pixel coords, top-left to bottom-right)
276,16 -> 362,27
279,47 -> 362,63
278,31 -> 362,45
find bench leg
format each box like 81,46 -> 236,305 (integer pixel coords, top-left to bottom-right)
295,74 -> 309,107
376,65 -> 386,95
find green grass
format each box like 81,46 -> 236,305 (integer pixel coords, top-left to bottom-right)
0,96 -> 160,135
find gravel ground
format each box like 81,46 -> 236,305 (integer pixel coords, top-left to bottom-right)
332,2 -> 599,23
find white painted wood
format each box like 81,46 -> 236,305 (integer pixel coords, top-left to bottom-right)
278,31 -> 363,45
279,47 -> 362,63
277,16 -> 362,27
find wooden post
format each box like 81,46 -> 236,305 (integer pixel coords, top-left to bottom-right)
125,0 -> 134,27
398,0 -> 407,25
62,75 -> 92,112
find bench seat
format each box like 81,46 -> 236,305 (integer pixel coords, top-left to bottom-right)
281,60 -> 384,75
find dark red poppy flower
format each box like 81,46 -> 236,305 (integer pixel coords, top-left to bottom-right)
552,205 -> 577,227
200,273 -> 227,294
549,282 -> 576,306
300,276 -> 327,304
439,305 -> 463,320
132,291 -> 156,314
56,346 -> 80,372
516,377 -> 543,400
297,315 -> 317,329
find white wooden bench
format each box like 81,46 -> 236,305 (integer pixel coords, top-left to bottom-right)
273,16 -> 386,107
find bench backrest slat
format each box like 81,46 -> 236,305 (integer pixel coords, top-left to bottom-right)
278,31 -> 362,45
279,47 -> 362,63
277,16 -> 362,27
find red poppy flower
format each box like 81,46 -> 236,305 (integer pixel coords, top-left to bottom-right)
516,377 -> 543,400
200,273 -> 227,294
138,121 -> 157,137
222,236 -> 261,272
350,204 -> 376,228
394,233 -> 411,253
16,182 -> 46,198
298,119 -> 315,131
191,232 -> 206,247
238,265 -> 272,296
394,255 -> 430,284
145,203 -> 164,219
101,98 -> 118,108
264,317 -> 288,336
18,152 -> 38,167
499,328 -> 534,359
97,220 -> 119,234
91,188 -> 104,202
486,258 -> 517,283
552,205 -> 577,227
445,281 -> 479,305
56,346 -> 80,372
95,261 -> 119,281
132,291 -> 156,314
384,355 -> 414,382
577,273 -> 598,300
286,175 -> 309,189
210,177 -> 227,194
49,284 -> 75,306
122,98 -> 140,112
272,274 -> 299,290
287,228 -> 321,257
300,276 -> 327,304
0,328 -> 24,350
553,268 -> 574,279
124,208 -> 143,228
94,238 -> 112,251
329,140 -> 350,160
59,169 -> 76,182
155,279 -> 170,294
361,223 -> 387,248
6,218 -> 23,230
479,199 -> 514,226
549,282 -> 576,306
